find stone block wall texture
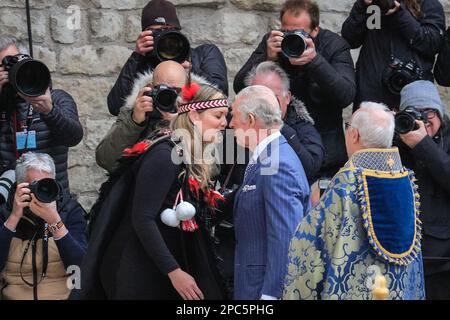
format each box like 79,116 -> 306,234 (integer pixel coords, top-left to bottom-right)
0,0 -> 449,209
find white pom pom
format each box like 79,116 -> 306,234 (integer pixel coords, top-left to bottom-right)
175,201 -> 196,221
160,208 -> 179,227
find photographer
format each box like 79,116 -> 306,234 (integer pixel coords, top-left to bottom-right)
234,0 -> 356,178
0,153 -> 87,300
342,0 -> 445,109
107,0 -> 228,116
435,26 -> 450,87
396,80 -> 450,300
0,36 -> 83,193
96,60 -> 187,173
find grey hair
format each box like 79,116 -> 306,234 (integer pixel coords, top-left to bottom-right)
235,85 -> 283,128
15,152 -> 56,184
0,36 -> 29,55
244,61 -> 290,96
352,102 -> 395,149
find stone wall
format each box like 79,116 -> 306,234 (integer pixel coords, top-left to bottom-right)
0,0 -> 449,209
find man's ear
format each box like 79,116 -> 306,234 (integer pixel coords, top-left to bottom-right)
187,110 -> 200,124
248,113 -> 256,128
351,127 -> 360,145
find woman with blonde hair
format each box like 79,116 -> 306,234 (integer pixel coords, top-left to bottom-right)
86,82 -> 229,300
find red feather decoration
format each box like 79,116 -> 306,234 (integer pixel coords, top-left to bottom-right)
181,83 -> 201,102
123,141 -> 150,156
205,189 -> 225,208
188,177 -> 201,200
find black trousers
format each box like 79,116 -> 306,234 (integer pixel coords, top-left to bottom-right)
425,270 -> 450,300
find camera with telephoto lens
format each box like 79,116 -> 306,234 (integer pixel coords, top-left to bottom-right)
383,57 -> 424,95
395,106 -> 429,134
145,84 -> 179,114
147,28 -> 191,63
281,29 -> 310,58
373,0 -> 396,14
1,54 -> 51,97
29,178 -> 61,203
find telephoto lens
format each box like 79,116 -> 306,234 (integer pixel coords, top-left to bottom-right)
0,170 -> 16,205
150,29 -> 191,63
281,29 -> 310,58
145,84 -> 179,113
373,0 -> 396,14
29,178 -> 60,203
1,54 -> 51,97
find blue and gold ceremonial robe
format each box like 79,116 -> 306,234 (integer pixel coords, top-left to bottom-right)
283,148 -> 425,300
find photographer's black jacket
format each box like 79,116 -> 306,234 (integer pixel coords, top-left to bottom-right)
0,89 -> 84,193
435,27 -> 450,87
397,120 -> 450,276
234,29 -> 356,177
342,0 -> 446,109
107,44 -> 229,116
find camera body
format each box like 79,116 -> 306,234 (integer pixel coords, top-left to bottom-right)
147,28 -> 191,63
383,57 -> 424,95
281,29 -> 310,58
1,54 -> 51,97
395,106 -> 429,134
373,0 -> 396,14
29,178 -> 61,204
144,84 -> 179,114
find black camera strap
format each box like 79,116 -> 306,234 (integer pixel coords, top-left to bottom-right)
19,224 -> 49,301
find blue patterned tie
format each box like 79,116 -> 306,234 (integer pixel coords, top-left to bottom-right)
244,163 -> 256,181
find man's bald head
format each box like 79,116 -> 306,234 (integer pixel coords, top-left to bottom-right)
153,61 -> 187,88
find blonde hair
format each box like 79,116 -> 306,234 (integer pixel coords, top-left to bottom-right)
171,84 -> 226,189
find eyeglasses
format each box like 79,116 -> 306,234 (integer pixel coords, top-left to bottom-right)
344,122 -> 352,130
424,109 -> 438,120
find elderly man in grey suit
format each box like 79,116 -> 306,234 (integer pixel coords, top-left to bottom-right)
229,85 -> 311,300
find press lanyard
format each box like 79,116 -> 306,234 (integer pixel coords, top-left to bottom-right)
13,104 -> 34,159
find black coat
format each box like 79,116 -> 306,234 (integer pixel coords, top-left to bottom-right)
397,120 -> 450,276
342,0 -> 446,109
0,89 -> 83,193
107,44 -> 229,116
435,27 -> 450,87
72,141 -> 225,299
281,98 -> 324,184
234,29 -> 356,177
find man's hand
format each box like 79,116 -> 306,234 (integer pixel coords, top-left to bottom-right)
168,268 -> 204,300
181,60 -> 191,71
289,38 -> 317,66
136,30 -> 154,56
400,120 -> 428,149
5,183 -> 31,232
267,30 -> 284,61
0,65 -> 9,93
159,110 -> 178,122
20,88 -> 53,115
29,194 -> 68,239
385,1 -> 401,16
133,86 -> 154,124
29,194 -> 59,224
